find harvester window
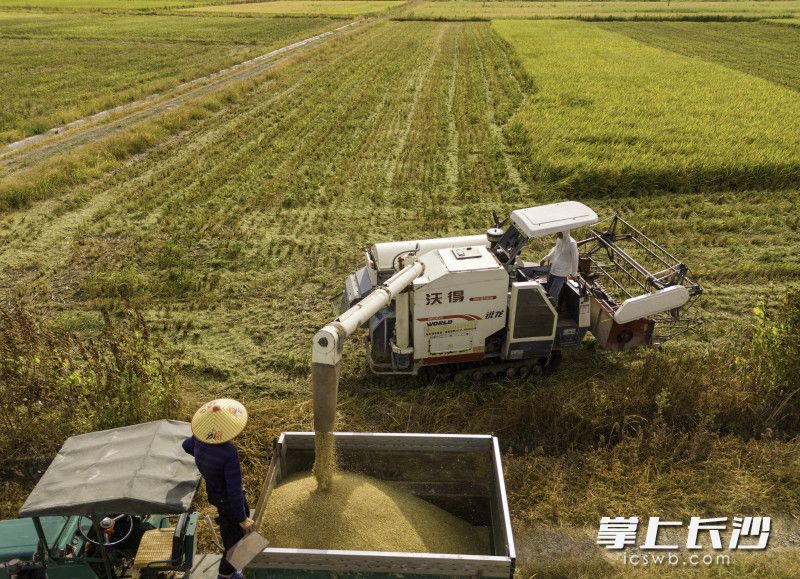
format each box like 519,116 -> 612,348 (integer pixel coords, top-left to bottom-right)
513,288 -> 554,339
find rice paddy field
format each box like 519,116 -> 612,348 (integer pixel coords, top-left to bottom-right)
193,0 -> 406,16
601,20 -> 800,91
402,0 -> 800,21
0,0 -> 212,9
0,11 -> 337,144
494,19 -> 800,196
1,0 -> 800,576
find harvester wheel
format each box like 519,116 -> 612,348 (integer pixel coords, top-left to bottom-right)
505,367 -> 516,379
518,365 -> 531,379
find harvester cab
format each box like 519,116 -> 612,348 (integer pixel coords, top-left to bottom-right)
336,200 -> 702,381
0,420 -> 202,579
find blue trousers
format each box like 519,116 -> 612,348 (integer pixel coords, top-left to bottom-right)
211,495 -> 250,576
546,274 -> 566,305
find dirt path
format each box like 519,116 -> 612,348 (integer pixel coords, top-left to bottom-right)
0,21 -> 360,176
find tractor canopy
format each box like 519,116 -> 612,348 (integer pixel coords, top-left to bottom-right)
19,420 -> 201,517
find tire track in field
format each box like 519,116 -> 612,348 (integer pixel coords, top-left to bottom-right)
174,23 -> 408,245
280,28 -> 444,262
472,27 -> 531,199
382,23 -> 448,196
202,28 -> 410,254
227,24 -> 438,265
0,21 -> 360,175
324,22 -> 442,204
444,25 -> 461,196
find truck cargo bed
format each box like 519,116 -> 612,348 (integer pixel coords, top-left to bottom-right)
248,432 -> 515,578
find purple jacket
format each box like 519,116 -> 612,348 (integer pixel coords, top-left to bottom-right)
182,436 -> 247,522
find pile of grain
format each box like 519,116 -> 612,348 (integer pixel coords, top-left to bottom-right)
261,472 -> 487,554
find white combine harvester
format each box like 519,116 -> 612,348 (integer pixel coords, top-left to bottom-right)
311,201 -> 701,430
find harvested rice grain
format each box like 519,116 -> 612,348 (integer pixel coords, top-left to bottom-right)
313,431 -> 336,491
261,472 -> 487,554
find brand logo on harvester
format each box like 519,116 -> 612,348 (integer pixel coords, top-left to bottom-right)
417,314 -> 482,323
426,319 -> 453,326
597,516 -> 771,567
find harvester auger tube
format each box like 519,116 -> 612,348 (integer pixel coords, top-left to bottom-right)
311,260 -> 425,481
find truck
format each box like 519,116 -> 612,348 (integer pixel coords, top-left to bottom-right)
0,425 -> 517,579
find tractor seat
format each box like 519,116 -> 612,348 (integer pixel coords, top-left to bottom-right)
133,528 -> 174,569
133,513 -> 189,570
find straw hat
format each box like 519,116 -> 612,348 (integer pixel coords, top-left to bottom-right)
191,398 -> 248,444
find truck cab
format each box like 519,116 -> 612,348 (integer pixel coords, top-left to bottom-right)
0,420 -> 201,579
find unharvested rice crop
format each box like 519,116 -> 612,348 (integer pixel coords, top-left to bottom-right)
401,0 -> 800,21
260,472 -> 487,554
602,21 -> 800,91
193,1 -> 405,17
493,19 -> 800,195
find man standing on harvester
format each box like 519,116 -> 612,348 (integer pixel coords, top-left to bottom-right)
183,398 -> 255,579
540,230 -> 579,306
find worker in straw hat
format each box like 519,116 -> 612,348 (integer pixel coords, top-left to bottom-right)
182,398 -> 254,579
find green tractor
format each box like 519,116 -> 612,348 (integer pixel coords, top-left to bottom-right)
0,420 -> 209,578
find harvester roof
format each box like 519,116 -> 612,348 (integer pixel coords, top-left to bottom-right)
19,420 -> 200,517
511,201 -> 598,238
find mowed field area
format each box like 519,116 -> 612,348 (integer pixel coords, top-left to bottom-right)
1,0 -> 800,576
0,11 -> 339,144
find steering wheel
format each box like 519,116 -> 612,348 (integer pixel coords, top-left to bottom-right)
77,514 -> 134,547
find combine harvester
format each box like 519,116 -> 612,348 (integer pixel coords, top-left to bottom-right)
313,200 -> 701,386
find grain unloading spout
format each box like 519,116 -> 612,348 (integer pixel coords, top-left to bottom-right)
311,260 -> 424,486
